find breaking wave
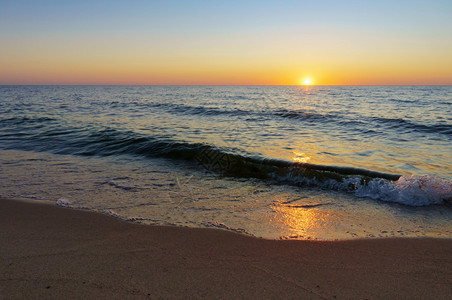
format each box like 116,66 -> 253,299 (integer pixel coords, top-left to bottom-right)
2,122 -> 451,207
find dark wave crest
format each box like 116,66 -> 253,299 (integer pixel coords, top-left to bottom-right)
371,117 -> 451,135
1,117 -> 451,206
132,101 -> 253,117
273,109 -> 451,136
1,116 -> 57,125
274,109 -> 332,122
0,118 -> 399,180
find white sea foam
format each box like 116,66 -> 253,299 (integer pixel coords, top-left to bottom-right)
101,209 -> 146,222
102,209 -> 123,219
355,175 -> 452,206
276,172 -> 452,206
56,197 -> 72,207
204,221 -> 254,236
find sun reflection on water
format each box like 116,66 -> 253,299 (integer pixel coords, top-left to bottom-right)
270,200 -> 340,239
292,151 -> 311,163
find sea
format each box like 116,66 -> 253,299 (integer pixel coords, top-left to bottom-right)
1,85 -> 451,240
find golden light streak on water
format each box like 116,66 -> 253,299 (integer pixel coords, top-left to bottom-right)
269,201 -> 343,239
292,151 -> 311,163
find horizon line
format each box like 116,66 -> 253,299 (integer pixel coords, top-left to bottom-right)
1,84 -> 451,87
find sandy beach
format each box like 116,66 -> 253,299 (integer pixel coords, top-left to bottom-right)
1,198 -> 451,299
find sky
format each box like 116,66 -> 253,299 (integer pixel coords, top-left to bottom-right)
1,0 -> 451,85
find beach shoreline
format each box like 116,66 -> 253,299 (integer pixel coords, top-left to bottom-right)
1,197 -> 451,299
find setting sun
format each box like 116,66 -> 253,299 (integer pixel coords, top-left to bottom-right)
302,78 -> 313,86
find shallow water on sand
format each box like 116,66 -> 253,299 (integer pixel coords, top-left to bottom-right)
1,149 -> 451,240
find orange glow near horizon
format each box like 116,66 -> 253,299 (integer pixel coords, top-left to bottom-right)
1,2 -> 451,86
1,40 -> 451,86
1,38 -> 451,86
2,64 -> 452,86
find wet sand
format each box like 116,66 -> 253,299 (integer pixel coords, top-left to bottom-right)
1,198 -> 451,299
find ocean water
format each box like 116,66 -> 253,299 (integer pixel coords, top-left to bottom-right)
1,85 -> 451,240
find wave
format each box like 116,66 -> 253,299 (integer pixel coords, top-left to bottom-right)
251,161 -> 451,206
274,110 -> 451,136
1,116 -> 57,125
354,175 -> 452,206
274,109 -> 332,122
371,117 -> 452,135
132,101 -> 253,117
2,122 -> 451,207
